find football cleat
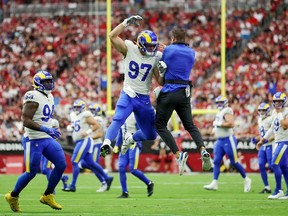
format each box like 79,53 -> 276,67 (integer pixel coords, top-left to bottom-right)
96,183 -> 108,192
117,192 -> 129,198
40,194 -> 62,210
244,177 -> 252,192
63,185 -> 76,192
201,149 -> 212,171
147,182 -> 154,197
100,143 -> 112,157
268,189 -> 284,199
279,193 -> 288,200
176,152 -> 188,176
61,175 -> 69,191
121,133 -> 134,155
204,180 -> 218,191
5,192 -> 21,212
260,188 -> 271,194
106,176 -> 114,191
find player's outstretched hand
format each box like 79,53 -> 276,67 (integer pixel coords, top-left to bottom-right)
157,61 -> 167,77
113,146 -> 119,154
122,15 -> 143,27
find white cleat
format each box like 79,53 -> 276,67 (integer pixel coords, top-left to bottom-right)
244,177 -> 252,192
176,152 -> 188,176
96,183 -> 108,193
204,180 -> 218,191
268,190 -> 284,199
121,133 -> 134,155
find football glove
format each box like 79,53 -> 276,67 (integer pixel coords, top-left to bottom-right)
113,146 -> 119,154
100,144 -> 112,157
157,61 -> 167,77
40,125 -> 61,139
122,15 -> 143,27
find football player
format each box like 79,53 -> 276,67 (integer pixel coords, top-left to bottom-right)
5,71 -> 66,212
251,103 -> 274,193
113,112 -> 154,198
76,103 -> 114,192
63,100 -> 113,192
203,96 -> 252,192
257,92 -> 288,199
100,15 -> 163,158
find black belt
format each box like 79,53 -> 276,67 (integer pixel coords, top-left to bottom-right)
164,79 -> 193,87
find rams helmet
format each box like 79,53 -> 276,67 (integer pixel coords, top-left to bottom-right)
32,70 -> 54,94
89,103 -> 102,116
215,95 -> 228,110
137,30 -> 158,57
272,92 -> 287,109
258,102 -> 271,118
73,99 -> 86,114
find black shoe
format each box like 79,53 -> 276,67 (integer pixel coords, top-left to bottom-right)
147,182 -> 154,197
260,188 -> 271,193
106,176 -> 114,191
117,192 -> 129,198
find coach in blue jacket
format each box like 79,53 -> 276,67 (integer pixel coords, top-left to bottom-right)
155,26 -> 211,175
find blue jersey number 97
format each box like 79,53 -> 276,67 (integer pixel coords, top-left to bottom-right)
128,61 -> 152,81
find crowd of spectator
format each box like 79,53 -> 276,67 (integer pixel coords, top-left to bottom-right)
0,1 -> 286,143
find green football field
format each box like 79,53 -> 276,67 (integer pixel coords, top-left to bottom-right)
0,172 -> 286,216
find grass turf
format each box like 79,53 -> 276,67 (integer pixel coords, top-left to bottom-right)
0,172 -> 286,216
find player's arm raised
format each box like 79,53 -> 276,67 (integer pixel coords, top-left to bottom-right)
109,23 -> 127,56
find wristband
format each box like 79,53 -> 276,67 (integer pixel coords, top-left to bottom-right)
122,19 -> 128,27
39,125 -> 49,133
86,129 -> 92,135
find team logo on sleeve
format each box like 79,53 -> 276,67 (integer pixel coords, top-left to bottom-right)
24,93 -> 35,100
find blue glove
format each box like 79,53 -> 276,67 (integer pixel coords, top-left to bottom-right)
251,137 -> 257,144
40,126 -> 61,139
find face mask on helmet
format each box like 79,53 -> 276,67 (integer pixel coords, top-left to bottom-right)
215,96 -> 228,110
89,103 -> 102,116
273,92 -> 287,109
73,99 -> 86,114
33,71 -> 54,94
137,30 -> 159,57
258,102 -> 271,118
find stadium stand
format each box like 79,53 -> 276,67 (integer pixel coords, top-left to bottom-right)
0,0 -> 287,142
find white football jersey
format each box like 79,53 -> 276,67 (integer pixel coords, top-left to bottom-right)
214,107 -> 234,138
123,40 -> 162,95
121,112 -> 137,135
51,118 -> 60,128
258,116 -> 273,138
269,107 -> 288,142
23,90 -> 54,140
91,115 -> 104,144
70,110 -> 93,142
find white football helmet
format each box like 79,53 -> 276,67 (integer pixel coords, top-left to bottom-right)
73,99 -> 86,114
215,95 -> 228,110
